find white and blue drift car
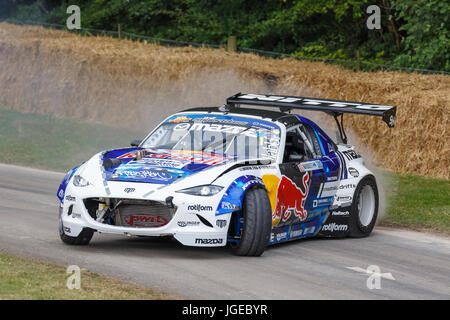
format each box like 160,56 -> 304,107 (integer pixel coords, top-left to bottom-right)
57,93 -> 396,256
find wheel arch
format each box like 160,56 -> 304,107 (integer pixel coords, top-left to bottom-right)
215,174 -> 267,217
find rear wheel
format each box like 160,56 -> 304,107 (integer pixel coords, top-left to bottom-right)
58,207 -> 94,245
349,176 -> 379,237
230,187 -> 272,256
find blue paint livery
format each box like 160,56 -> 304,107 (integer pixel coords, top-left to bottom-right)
216,175 -> 265,215
56,165 -> 79,202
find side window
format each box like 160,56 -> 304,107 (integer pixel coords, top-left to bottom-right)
283,124 -> 322,163
300,123 -> 322,158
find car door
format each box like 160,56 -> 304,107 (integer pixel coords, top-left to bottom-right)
272,123 -> 340,239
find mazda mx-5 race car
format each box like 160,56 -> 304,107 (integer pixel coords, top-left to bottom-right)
57,93 -> 396,256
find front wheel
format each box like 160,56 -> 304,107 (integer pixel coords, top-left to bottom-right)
349,176 -> 379,237
58,207 -> 94,245
230,187 -> 272,256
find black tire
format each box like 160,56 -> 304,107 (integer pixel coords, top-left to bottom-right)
231,187 -> 272,256
59,207 -> 94,245
349,175 -> 379,238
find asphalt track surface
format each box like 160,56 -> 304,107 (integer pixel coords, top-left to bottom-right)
0,163 -> 449,299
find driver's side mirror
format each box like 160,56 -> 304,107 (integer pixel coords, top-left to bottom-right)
130,139 -> 142,147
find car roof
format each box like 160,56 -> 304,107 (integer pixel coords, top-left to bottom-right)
180,106 -> 300,128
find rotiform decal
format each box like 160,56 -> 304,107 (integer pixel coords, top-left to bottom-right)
321,223 -> 348,232
188,204 -> 213,212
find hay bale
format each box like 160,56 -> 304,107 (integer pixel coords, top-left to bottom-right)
0,22 -> 448,179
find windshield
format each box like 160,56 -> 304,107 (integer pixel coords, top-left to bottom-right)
141,114 -> 281,161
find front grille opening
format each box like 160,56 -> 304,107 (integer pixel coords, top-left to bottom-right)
84,198 -> 176,228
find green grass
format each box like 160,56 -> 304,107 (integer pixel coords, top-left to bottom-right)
379,171 -> 450,233
0,108 -> 146,172
0,252 -> 177,300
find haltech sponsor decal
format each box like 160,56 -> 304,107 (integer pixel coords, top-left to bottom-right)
331,210 -> 350,216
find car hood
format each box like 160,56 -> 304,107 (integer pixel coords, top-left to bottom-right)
102,148 -> 236,184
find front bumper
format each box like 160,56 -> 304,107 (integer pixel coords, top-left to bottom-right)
60,181 -> 231,247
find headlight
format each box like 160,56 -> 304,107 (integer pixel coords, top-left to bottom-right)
176,185 -> 223,196
72,175 -> 90,187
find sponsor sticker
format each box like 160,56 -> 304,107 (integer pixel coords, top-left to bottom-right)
273,173 -> 310,225
301,160 -> 323,171
331,210 -> 350,216
168,116 -> 192,123
270,231 -> 288,242
195,238 -> 223,245
321,223 -> 348,232
337,195 -> 352,202
348,167 -> 359,178
123,214 -> 168,227
177,221 -> 200,227
216,219 -> 227,228
187,204 -> 213,212
313,197 -> 333,208
220,202 -> 239,210
290,228 -> 304,238
339,183 -> 356,189
342,150 -> 360,161
65,195 -> 76,202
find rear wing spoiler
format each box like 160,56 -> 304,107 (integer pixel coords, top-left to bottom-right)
226,93 -> 396,144
226,93 -> 396,128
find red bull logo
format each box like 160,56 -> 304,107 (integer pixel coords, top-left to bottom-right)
272,173 -> 310,226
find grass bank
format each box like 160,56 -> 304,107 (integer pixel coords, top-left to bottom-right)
0,108 -> 145,172
381,171 -> 450,234
0,252 -> 176,299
